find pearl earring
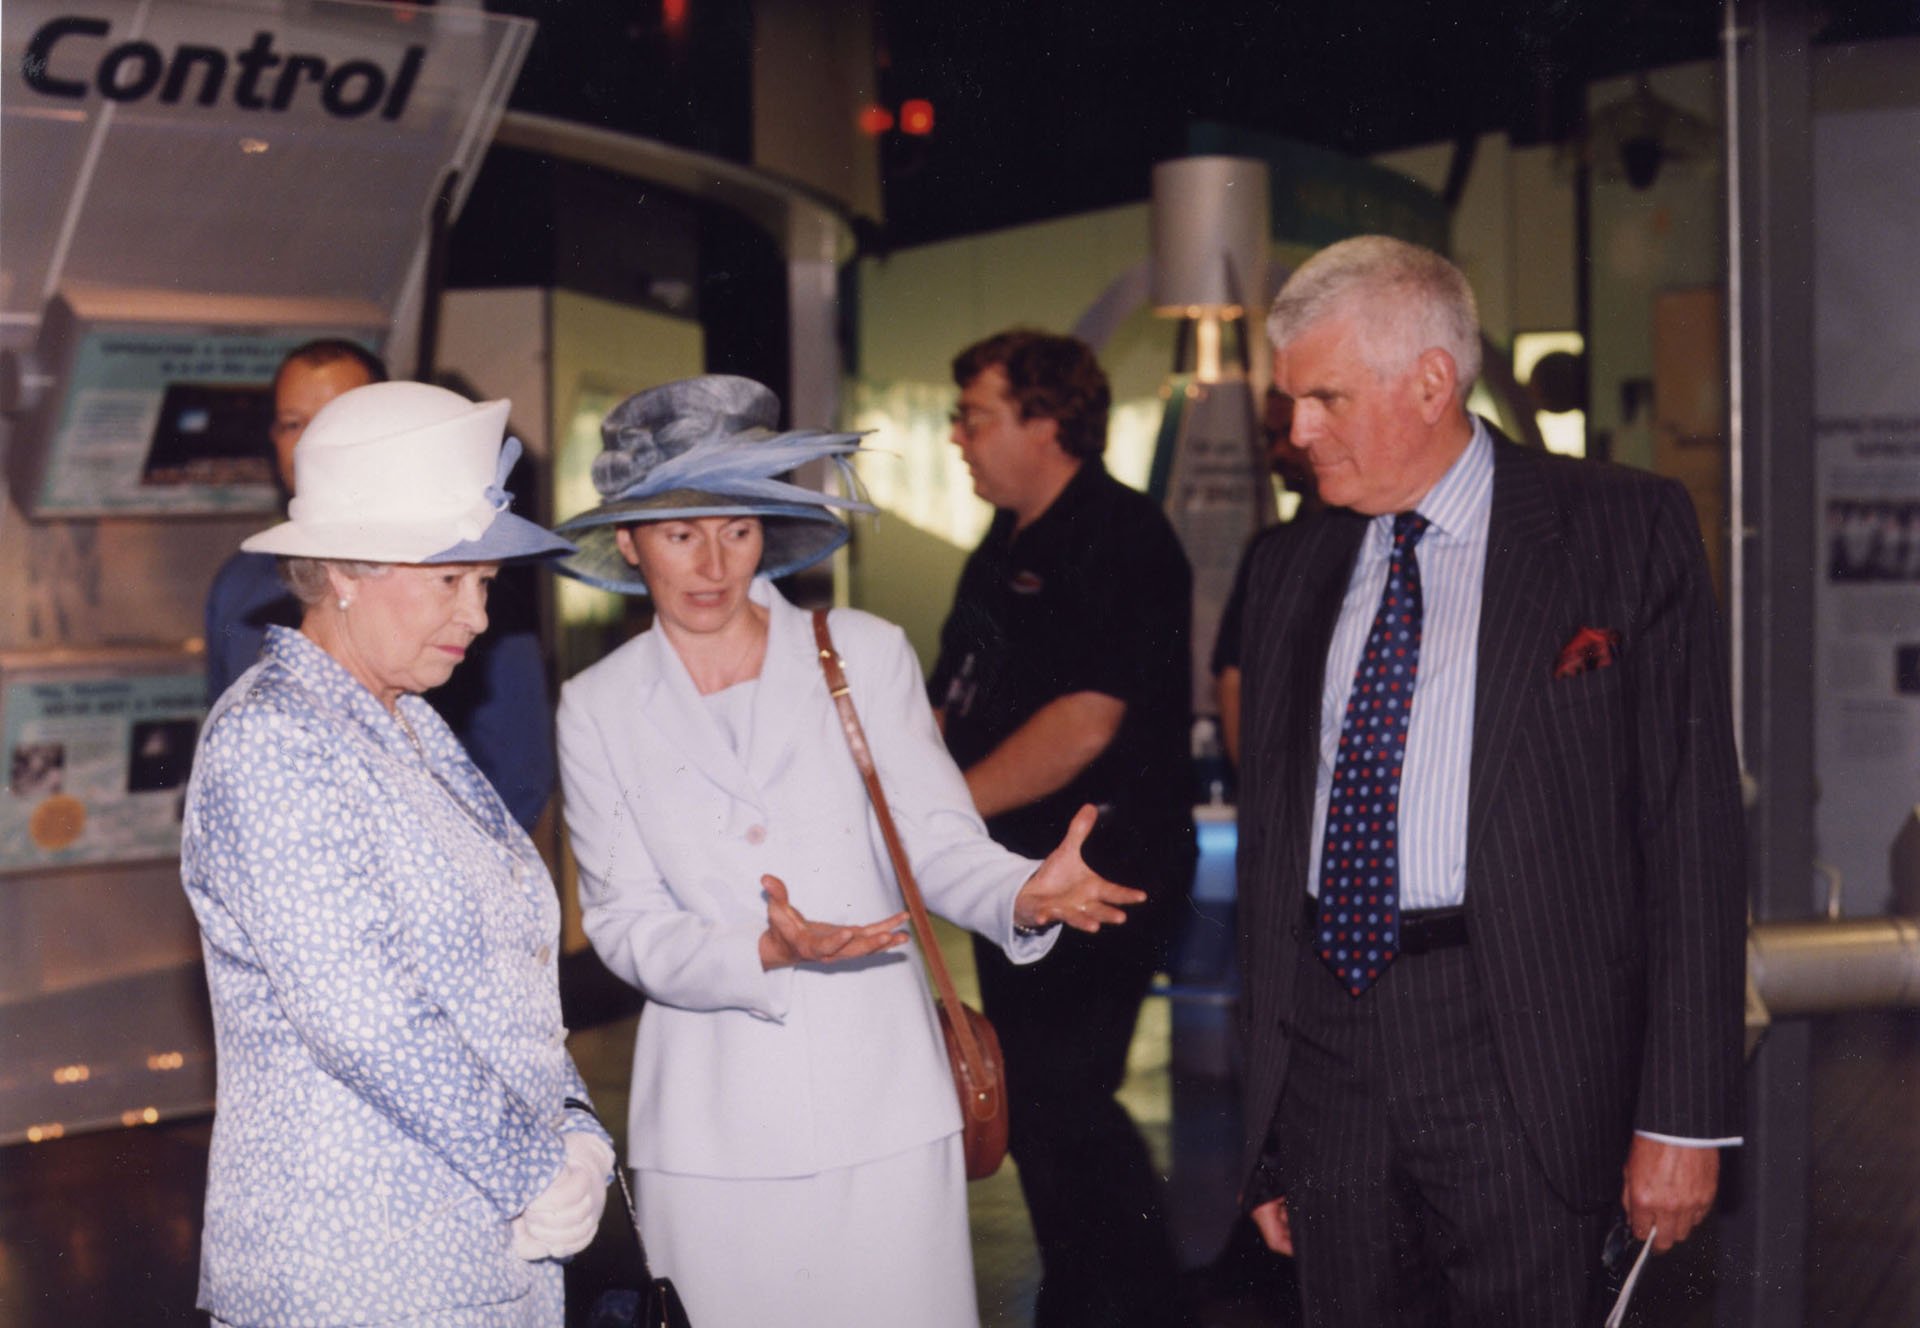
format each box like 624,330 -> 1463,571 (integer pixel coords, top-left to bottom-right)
337,597 -> 350,612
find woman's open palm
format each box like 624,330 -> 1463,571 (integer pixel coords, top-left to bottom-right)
758,874 -> 909,970
1013,803 -> 1148,932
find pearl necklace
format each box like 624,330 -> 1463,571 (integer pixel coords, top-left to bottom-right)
394,704 -> 426,760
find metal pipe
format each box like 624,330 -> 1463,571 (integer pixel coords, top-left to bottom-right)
1723,0 -> 1747,773
493,111 -> 854,266
39,0 -> 157,306
1749,917 -> 1920,1017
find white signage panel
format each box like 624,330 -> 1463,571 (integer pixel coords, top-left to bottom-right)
2,1 -> 534,340
1812,106 -> 1920,914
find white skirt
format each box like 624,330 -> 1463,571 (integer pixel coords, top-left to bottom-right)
635,1134 -> 978,1328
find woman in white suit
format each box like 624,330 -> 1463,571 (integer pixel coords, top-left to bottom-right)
180,383 -> 612,1327
553,376 -> 1144,1327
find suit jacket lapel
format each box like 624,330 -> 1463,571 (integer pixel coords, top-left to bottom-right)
1467,440 -> 1568,866
744,583 -> 813,793
1241,510 -> 1363,907
1238,509 -> 1363,1053
632,622 -> 766,813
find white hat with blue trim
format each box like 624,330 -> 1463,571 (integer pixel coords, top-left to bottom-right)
241,381 -> 573,565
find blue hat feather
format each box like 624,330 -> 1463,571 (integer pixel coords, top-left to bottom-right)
553,375 -> 874,595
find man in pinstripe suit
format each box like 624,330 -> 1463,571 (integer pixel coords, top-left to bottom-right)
1234,236 -> 1746,1324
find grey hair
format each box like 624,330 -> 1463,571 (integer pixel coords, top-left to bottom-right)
279,557 -> 392,606
1266,235 -> 1482,390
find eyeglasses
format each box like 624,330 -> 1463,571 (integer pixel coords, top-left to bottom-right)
1600,1217 -> 1641,1276
1599,1214 -> 1656,1327
948,407 -> 997,440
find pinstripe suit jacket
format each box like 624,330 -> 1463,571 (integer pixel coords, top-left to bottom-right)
1236,430 -> 1746,1209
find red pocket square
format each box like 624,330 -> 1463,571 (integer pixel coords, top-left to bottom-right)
1554,626 -> 1619,679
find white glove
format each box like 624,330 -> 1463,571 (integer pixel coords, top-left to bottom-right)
510,1213 -> 551,1262
512,1131 -> 613,1261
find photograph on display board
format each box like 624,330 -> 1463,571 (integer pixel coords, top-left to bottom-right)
10,740 -> 64,799
1826,499 -> 1920,583
140,381 -> 278,489
127,719 -> 199,797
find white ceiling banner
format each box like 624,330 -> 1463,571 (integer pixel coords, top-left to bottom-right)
1,0 -> 534,347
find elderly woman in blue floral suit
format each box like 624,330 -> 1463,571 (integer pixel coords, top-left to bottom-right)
181,382 -> 611,1327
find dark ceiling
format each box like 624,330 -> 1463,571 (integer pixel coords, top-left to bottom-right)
870,0 -> 1728,244
868,0 -> 1920,245
483,0 -> 1920,252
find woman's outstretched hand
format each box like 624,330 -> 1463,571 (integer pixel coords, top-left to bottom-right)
1013,803 -> 1148,933
759,874 -> 909,971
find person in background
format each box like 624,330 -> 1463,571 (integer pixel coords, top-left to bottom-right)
552,374 -> 1146,1327
181,382 -> 610,1327
931,330 -> 1196,1327
203,340 -> 555,829
1213,384 -> 1316,767
1235,236 -> 1745,1324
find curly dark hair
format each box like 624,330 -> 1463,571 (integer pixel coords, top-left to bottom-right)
951,329 -> 1110,460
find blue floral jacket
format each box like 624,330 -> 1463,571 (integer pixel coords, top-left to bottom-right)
181,627 -> 606,1326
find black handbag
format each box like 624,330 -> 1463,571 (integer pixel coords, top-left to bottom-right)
567,1100 -> 694,1328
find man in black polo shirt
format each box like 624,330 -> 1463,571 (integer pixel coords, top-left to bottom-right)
931,329 -> 1195,1328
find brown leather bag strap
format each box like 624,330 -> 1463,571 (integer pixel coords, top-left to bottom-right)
811,609 -> 996,1099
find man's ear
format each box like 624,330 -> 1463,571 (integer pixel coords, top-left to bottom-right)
1413,347 -> 1459,425
1022,412 -> 1065,456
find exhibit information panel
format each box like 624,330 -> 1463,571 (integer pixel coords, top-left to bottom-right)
0,650 -> 205,875
1814,105 -> 1920,914
29,320 -> 339,516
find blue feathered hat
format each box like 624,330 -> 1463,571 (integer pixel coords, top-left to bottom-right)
553,375 -> 874,594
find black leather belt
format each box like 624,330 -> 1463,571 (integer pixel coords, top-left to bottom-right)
1300,895 -> 1469,954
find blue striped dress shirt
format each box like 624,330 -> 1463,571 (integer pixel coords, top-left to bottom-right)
1307,417 -> 1493,910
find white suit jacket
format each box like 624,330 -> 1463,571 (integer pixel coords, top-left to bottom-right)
558,581 -> 1052,1179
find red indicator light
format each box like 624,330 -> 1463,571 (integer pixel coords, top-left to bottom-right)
858,104 -> 895,135
900,98 -> 934,135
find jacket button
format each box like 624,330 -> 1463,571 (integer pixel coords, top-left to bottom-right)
745,824 -> 767,845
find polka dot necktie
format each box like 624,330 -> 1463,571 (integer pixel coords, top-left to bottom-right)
1317,511 -> 1429,996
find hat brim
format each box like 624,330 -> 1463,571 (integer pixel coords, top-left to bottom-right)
243,509 -> 575,564
420,512 -> 577,564
552,500 -> 848,594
